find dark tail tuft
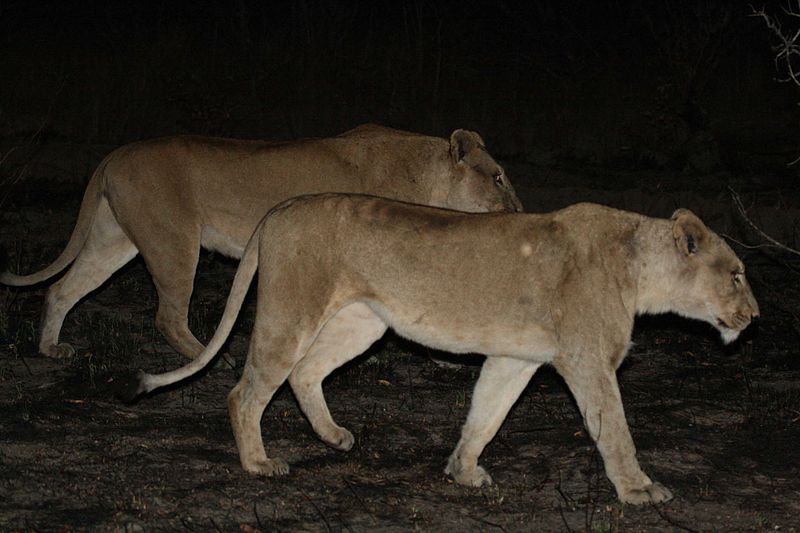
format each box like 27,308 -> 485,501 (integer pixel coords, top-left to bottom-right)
113,370 -> 147,403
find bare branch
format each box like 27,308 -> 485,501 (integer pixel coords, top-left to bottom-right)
729,187 -> 800,257
751,3 -> 800,86
751,4 -> 800,164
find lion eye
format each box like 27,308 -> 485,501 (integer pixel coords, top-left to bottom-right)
493,172 -> 503,185
732,271 -> 743,285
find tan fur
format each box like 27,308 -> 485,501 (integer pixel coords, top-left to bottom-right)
134,195 -> 759,505
0,124 -> 521,359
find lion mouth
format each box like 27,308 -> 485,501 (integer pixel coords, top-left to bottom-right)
717,312 -> 753,332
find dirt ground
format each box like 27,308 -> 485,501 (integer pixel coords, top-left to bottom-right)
1,170 -> 800,532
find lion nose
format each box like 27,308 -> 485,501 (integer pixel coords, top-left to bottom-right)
747,294 -> 760,321
507,197 -> 524,213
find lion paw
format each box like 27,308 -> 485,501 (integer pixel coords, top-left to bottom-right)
459,466 -> 493,487
445,457 -> 493,487
324,428 -> 354,452
244,458 -> 290,477
43,343 -> 75,359
619,482 -> 673,505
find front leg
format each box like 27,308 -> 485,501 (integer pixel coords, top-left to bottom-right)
446,357 -> 541,486
555,358 -> 673,505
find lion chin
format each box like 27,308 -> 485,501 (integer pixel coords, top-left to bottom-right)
717,324 -> 741,345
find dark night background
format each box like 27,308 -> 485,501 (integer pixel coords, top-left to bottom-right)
2,2 -> 800,531
2,1 -> 799,182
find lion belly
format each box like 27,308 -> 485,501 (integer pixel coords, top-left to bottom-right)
200,225 -> 247,258
365,300 -> 558,362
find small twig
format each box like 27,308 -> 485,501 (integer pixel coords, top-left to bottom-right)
507,425 -> 557,434
720,234 -> 800,276
208,517 -> 224,533
554,467 -> 576,532
252,501 -> 264,531
584,447 -> 603,532
557,504 -> 575,533
472,515 -> 508,532
342,476 -> 377,525
0,145 -> 16,167
18,352 -> 33,376
721,233 -> 787,251
555,469 -> 574,507
300,488 -> 333,533
220,351 -> 236,370
650,502 -> 701,533
729,187 -> 800,257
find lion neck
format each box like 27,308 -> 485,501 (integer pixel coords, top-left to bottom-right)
632,218 -> 691,317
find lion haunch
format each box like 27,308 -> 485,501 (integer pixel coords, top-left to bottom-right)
125,195 -> 759,505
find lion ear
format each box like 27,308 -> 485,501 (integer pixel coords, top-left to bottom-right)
449,129 -> 485,165
671,208 -> 708,256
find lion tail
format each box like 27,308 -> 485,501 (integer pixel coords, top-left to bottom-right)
116,221 -> 262,402
0,158 -> 108,286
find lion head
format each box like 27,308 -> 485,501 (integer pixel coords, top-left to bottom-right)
445,129 -> 523,213
670,208 -> 759,344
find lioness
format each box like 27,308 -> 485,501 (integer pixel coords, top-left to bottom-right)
120,194 -> 758,505
0,124 -> 521,359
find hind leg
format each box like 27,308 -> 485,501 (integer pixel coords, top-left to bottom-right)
39,198 -> 138,358
228,361 -> 292,476
228,307 -> 331,476
135,226 -> 205,359
154,288 -> 204,359
288,302 -> 387,451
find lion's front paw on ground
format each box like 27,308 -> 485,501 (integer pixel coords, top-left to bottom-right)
325,427 -> 354,452
445,461 -> 493,487
245,458 -> 290,477
620,482 -> 673,505
44,343 -> 75,358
